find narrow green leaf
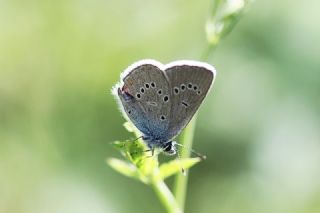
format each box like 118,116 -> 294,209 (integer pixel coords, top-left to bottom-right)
139,155 -> 159,177
123,121 -> 135,133
123,121 -> 141,136
107,158 -> 138,178
111,140 -> 127,151
107,158 -> 151,183
110,138 -> 147,163
159,157 -> 201,180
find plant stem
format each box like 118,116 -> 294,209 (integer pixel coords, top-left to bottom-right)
200,44 -> 215,61
152,178 -> 182,213
173,0 -> 248,208
173,44 -> 215,211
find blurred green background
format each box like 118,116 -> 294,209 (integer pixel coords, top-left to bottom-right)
1,0 -> 320,212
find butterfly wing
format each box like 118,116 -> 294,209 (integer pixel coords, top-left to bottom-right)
164,61 -> 216,140
114,60 -> 172,139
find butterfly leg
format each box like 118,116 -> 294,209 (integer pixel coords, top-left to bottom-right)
140,136 -> 156,157
144,146 -> 155,158
130,144 -> 154,158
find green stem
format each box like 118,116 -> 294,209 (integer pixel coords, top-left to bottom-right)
152,178 -> 182,213
173,43 -> 216,212
200,44 -> 215,61
172,0 -> 248,208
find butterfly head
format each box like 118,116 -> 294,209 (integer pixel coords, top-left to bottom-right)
161,141 -> 177,156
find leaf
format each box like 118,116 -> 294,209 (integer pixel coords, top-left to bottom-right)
109,122 -> 202,184
111,140 -> 127,151
158,157 -> 201,180
107,158 -> 138,178
206,0 -> 252,46
123,121 -> 135,133
123,121 -> 141,137
138,154 -> 159,177
110,138 -> 147,162
107,158 -> 151,183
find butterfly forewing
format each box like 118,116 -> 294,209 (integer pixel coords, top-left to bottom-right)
164,63 -> 215,139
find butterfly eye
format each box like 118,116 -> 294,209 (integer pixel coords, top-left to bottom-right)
140,88 -> 145,93
157,89 -> 162,95
145,83 -> 150,89
188,83 -> 193,89
193,85 -> 198,90
163,95 -> 169,102
136,93 -> 141,99
128,110 -> 132,114
197,90 -> 201,95
160,115 -> 166,120
151,82 -> 156,88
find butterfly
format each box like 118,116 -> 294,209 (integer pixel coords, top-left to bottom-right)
112,59 -> 216,155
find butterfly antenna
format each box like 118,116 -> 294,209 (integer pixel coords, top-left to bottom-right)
175,143 -> 207,161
